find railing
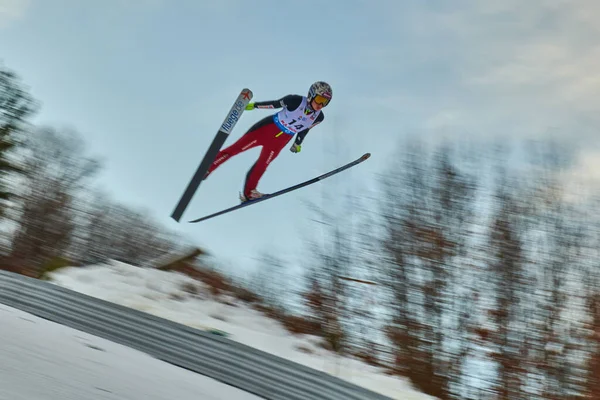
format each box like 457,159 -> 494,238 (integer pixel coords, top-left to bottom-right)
0,270 -> 392,400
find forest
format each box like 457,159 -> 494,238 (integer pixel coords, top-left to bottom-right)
1,62 -> 599,400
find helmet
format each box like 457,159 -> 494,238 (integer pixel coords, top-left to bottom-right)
307,81 -> 332,107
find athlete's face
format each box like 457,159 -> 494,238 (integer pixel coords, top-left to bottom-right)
311,99 -> 325,111
311,94 -> 330,110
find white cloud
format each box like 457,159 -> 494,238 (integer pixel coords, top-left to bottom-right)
0,0 -> 29,28
451,1 -> 600,118
348,1 -> 600,195
355,0 -> 600,137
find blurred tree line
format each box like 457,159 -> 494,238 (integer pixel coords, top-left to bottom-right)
297,137 -> 600,398
0,62 -> 188,277
2,61 -> 600,399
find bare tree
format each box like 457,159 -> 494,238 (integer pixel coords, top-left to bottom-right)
528,162 -> 586,398
483,175 -> 530,400
578,204 -> 600,399
299,182 -> 374,361
71,190 -> 183,266
249,250 -> 289,311
379,140 -> 478,399
9,126 -> 100,275
303,221 -> 351,355
583,286 -> 600,399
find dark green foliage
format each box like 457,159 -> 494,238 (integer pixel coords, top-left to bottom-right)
0,64 -> 38,218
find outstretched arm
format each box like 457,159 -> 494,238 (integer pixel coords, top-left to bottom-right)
247,94 -> 303,110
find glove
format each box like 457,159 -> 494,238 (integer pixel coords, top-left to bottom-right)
290,143 -> 301,153
245,103 -> 255,110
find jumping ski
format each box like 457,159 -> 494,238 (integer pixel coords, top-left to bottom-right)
188,152 -> 371,223
170,88 -> 253,222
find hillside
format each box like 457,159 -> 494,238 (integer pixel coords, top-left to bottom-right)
47,261 -> 435,400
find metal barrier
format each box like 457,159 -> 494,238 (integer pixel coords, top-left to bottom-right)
0,270 -> 392,400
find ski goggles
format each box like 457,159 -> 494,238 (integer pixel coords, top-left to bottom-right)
313,94 -> 331,106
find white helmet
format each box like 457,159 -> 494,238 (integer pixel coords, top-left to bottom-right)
307,81 -> 332,107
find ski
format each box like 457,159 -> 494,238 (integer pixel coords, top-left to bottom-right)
188,152 -> 371,223
171,88 -> 253,222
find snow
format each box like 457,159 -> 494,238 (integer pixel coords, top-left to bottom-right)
45,261 -> 435,400
0,304 -> 262,400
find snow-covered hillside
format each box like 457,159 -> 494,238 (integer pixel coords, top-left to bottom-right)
0,304 -> 262,400
46,261 -> 435,400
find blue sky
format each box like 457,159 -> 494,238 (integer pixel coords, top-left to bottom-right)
1,0 -> 599,275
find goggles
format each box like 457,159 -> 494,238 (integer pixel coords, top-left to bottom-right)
313,94 -> 331,106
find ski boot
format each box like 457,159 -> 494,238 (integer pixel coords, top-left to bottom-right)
239,189 -> 267,203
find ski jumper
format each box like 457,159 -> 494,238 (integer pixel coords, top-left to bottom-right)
206,94 -> 325,198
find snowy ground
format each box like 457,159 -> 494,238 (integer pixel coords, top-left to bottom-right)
0,304 -> 262,400
46,261 -> 435,400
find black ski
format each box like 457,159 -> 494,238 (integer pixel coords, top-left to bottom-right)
171,88 -> 253,222
188,153 -> 371,223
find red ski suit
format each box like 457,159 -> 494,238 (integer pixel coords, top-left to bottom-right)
206,95 -> 324,198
